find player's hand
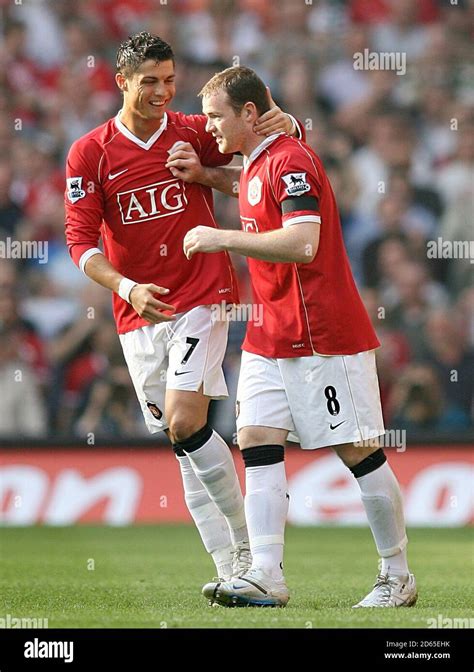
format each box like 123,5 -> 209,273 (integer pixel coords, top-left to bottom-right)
253,86 -> 296,137
129,284 -> 176,323
166,141 -> 204,183
183,226 -> 227,259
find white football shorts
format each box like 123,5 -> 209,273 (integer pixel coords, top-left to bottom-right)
236,349 -> 385,449
119,305 -> 229,433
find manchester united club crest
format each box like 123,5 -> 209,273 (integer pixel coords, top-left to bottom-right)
146,402 -> 163,420
247,176 -> 262,206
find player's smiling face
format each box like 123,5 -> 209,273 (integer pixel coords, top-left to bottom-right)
202,90 -> 247,154
118,59 -> 176,121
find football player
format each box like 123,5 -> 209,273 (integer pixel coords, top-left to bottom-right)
64,35 -> 303,593
183,66 -> 417,609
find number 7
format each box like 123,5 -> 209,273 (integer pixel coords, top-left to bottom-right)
181,337 -> 199,365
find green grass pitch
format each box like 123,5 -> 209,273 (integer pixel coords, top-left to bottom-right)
1,525 -> 473,628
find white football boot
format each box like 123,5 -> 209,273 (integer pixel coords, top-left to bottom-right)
352,572 -> 418,608
202,541 -> 252,605
209,567 -> 290,608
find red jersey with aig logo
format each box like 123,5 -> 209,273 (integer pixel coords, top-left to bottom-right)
65,111 -> 239,334
239,134 -> 380,357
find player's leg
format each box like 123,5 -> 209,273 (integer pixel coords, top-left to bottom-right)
239,425 -> 289,584
165,306 -> 250,577
333,440 -> 417,607
170,432 -> 234,581
278,349 -> 416,607
333,440 -> 409,578
166,388 -> 248,552
208,352 -> 292,607
119,321 -> 235,581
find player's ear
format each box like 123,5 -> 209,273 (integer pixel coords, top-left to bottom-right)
115,73 -> 127,92
243,102 -> 258,124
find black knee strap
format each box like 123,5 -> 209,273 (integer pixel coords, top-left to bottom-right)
350,448 -> 386,478
242,445 -> 284,468
173,424 -> 213,454
172,444 -> 186,457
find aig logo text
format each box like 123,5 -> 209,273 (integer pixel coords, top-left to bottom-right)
117,178 -> 187,224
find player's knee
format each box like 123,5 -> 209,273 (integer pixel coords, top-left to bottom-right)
237,426 -> 288,450
238,428 -> 268,450
334,442 -> 381,468
168,415 -> 205,443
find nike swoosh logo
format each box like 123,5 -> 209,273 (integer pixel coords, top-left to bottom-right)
330,421 -> 346,430
108,169 -> 129,180
174,370 -> 192,376
232,578 -> 268,594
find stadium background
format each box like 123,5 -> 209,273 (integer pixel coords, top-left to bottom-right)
0,0 -> 472,531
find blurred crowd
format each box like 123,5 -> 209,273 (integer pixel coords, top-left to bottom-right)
0,0 -> 472,440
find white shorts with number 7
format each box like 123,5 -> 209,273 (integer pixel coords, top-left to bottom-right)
119,305 -> 229,433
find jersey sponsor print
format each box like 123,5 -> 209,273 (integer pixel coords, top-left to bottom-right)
65,111 -> 239,334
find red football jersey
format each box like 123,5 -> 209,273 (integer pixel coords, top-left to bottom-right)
65,111 -> 239,334
239,134 -> 380,357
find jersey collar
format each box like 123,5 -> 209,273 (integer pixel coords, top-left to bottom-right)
243,132 -> 283,171
115,111 -> 168,150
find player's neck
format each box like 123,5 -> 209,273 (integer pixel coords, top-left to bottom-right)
119,109 -> 165,142
242,134 -> 268,161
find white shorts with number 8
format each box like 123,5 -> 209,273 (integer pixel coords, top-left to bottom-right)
236,349 -> 385,449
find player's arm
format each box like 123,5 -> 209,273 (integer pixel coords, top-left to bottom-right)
82,254 -> 176,323
65,144 -> 175,324
166,151 -> 241,197
184,158 -> 322,262
184,221 -> 320,264
252,87 -> 304,139
195,164 -> 241,197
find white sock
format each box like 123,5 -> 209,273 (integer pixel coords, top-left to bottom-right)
356,461 -> 409,576
245,461 -> 289,581
211,546 -> 233,581
249,543 -> 285,581
381,547 -> 409,577
176,453 -> 233,577
185,431 -> 248,546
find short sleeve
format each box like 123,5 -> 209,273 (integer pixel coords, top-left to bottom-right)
272,146 -> 322,228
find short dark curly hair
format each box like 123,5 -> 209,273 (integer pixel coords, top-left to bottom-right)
116,32 -> 174,78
